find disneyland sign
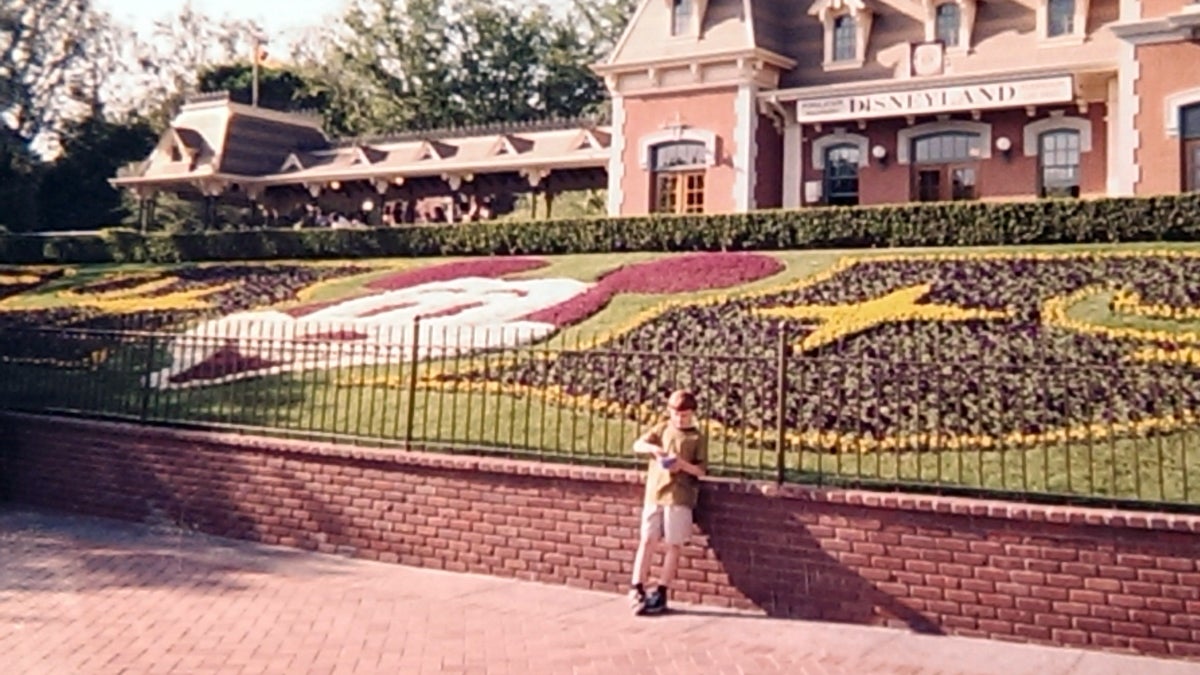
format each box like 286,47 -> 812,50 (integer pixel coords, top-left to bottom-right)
795,75 -> 1074,123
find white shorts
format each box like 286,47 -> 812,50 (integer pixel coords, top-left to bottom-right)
639,503 -> 693,546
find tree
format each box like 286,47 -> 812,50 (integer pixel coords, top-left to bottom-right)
0,127 -> 41,232
35,113 -> 156,231
133,2 -> 265,129
568,0 -> 639,60
197,63 -> 329,113
325,0 -> 457,134
0,0 -> 93,146
309,0 -> 619,136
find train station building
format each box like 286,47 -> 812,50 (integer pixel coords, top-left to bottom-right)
596,0 -> 1200,215
113,0 -> 1200,221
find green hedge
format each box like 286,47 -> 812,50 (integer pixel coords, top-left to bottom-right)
3,194 -> 1200,265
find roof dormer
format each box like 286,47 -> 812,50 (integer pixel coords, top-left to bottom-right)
666,0 -> 710,38
808,0 -> 874,71
1037,0 -> 1091,46
922,0 -> 977,53
490,134 -> 534,157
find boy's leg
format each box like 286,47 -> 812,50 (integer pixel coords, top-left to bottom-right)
632,503 -> 663,586
630,504 -> 663,612
660,544 -> 682,587
648,505 -> 693,613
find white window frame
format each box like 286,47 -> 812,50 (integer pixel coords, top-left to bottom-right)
922,0 -> 976,53
1022,114 -> 1093,156
665,0 -> 708,38
811,130 -> 871,170
1165,87 -> 1200,137
897,119 -> 992,164
1037,0 -> 1091,46
809,0 -> 874,70
638,127 -> 719,170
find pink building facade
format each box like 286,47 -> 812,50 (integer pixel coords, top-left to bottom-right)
594,0 -> 1200,216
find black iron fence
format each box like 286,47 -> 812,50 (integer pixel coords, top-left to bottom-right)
1,323 -> 1197,510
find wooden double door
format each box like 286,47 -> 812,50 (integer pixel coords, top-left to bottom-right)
913,164 -> 978,202
910,132 -> 981,202
1187,138 -> 1200,193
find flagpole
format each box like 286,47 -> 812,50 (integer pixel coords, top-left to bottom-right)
252,35 -> 260,107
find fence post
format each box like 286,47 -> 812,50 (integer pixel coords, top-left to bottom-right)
404,317 -> 422,449
140,334 -> 157,421
775,326 -> 788,485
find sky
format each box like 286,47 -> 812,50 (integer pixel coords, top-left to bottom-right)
95,0 -> 351,48
95,0 -> 574,50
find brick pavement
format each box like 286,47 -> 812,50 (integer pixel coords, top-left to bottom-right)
3,507 -> 1198,675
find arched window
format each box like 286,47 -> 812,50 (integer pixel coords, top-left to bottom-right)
1047,0 -> 1075,37
935,3 -> 961,46
911,132 -> 982,201
651,141 -> 706,214
671,0 -> 693,36
1184,103 -> 1200,192
912,132 -> 982,164
824,144 -> 861,206
1039,129 -> 1081,198
833,15 -> 857,62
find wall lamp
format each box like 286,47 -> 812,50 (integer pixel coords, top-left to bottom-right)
871,144 -> 888,168
995,136 -> 1013,162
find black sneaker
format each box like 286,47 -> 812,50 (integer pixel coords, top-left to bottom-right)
629,585 -> 647,614
642,587 -> 668,615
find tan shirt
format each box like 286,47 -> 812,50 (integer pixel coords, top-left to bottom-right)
642,421 -> 707,508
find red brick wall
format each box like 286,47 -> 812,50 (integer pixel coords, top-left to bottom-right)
4,413 -> 1200,661
802,107 -> 1109,206
754,114 -> 784,210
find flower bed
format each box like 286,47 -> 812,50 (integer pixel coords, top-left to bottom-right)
465,251 -> 1200,451
0,267 -> 62,302
522,252 -> 784,327
154,252 -> 786,388
0,264 -> 371,366
364,257 -> 549,291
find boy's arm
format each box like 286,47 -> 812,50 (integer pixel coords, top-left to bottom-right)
671,435 -> 707,477
632,424 -> 665,456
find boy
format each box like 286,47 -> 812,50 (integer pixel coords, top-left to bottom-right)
629,389 -> 707,616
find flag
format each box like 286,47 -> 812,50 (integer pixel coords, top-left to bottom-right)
253,43 -> 284,70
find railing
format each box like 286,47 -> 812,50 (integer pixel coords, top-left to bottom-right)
1,323 -> 1197,511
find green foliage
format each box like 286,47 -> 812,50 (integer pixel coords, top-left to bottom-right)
0,127 -> 41,233
319,0 -> 621,135
4,194 -> 1200,265
197,63 -> 330,113
36,114 -> 157,232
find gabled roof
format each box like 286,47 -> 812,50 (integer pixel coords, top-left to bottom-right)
601,0 -> 792,69
416,140 -> 457,161
490,134 -> 534,156
172,127 -> 207,154
571,129 -> 608,151
113,92 -> 332,184
111,94 -> 613,190
352,145 -> 389,165
248,125 -> 612,186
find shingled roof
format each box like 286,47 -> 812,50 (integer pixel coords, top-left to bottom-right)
111,92 -> 612,191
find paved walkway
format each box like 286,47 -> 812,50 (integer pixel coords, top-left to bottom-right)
3,508 -> 1199,675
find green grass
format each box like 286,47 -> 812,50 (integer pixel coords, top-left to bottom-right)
6,242 -> 1200,507
1068,288 -> 1200,336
